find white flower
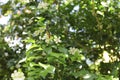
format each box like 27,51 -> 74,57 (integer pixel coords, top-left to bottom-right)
4,36 -> 11,43
38,2 -> 48,9
16,64 -> 21,68
53,36 -> 61,44
101,1 -> 110,7
25,43 -> 32,50
19,43 -> 24,48
69,47 -> 79,55
45,39 -> 51,43
83,74 -> 91,79
4,36 -> 23,48
42,34 -> 48,40
42,33 -> 51,43
102,51 -> 110,63
11,70 -> 25,80
16,49 -> 21,54
4,52 -> 9,57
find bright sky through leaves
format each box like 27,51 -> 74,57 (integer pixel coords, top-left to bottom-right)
0,15 -> 10,25
0,0 -> 10,25
0,0 -> 9,5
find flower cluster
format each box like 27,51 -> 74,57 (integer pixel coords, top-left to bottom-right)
11,70 -> 25,80
40,34 -> 61,44
69,47 -> 80,55
53,35 -> 61,44
4,36 -> 23,51
102,51 -> 110,63
38,2 -> 48,9
40,33 -> 52,43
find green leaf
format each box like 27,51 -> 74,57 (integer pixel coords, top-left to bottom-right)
38,62 -> 50,69
46,65 -> 55,73
40,70 -> 48,79
26,44 -> 42,56
44,47 -> 52,54
29,62 -> 39,67
38,62 -> 55,72
70,53 -> 85,62
38,62 -> 55,78
27,56 -> 41,61
58,46 -> 68,54
72,69 -> 89,78
24,38 -> 35,43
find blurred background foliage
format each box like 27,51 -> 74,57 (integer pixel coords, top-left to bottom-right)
0,0 -> 120,80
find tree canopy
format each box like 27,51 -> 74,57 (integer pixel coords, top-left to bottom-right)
0,0 -> 120,80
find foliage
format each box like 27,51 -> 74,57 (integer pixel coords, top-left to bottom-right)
0,0 -> 120,80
